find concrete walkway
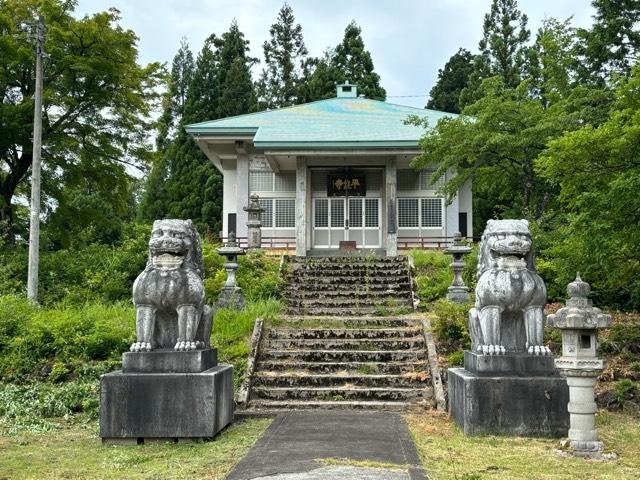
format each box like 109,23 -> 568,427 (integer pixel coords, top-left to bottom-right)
226,411 -> 427,480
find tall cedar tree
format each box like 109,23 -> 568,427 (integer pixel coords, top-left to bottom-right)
258,3 -> 308,109
577,0 -> 640,83
140,22 -> 256,234
0,0 -> 161,245
426,48 -> 474,113
460,0 -> 530,108
302,22 -> 386,101
138,40 -> 195,223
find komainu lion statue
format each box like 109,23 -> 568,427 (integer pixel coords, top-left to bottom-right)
130,219 -> 213,352
468,219 -> 550,356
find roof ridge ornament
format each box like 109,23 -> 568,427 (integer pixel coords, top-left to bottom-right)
336,82 -> 358,98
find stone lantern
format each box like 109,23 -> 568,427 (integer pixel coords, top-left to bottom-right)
547,273 -> 612,458
216,232 -> 246,309
243,193 -> 265,250
444,232 -> 472,303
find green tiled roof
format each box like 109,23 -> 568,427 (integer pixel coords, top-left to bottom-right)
185,97 -> 456,149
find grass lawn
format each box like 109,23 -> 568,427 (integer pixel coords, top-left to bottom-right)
406,410 -> 640,480
0,417 -> 271,480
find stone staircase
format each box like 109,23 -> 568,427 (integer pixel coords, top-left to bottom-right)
246,316 -> 434,411
282,256 -> 414,315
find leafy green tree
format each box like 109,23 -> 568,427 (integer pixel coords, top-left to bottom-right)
526,17 -> 577,106
577,0 -> 640,83
258,3 -> 308,109
0,0 -> 161,244
411,77 -> 613,232
427,48 -> 474,113
460,0 -> 530,107
536,65 -> 640,308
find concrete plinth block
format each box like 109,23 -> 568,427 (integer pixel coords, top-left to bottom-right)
122,349 -> 218,373
464,351 -> 557,377
448,367 -> 569,437
100,364 -> 233,440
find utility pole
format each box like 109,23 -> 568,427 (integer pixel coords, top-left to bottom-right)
27,15 -> 45,303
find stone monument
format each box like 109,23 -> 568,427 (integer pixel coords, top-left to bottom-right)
217,232 -> 246,309
547,274 -> 612,458
444,232 -> 472,303
244,193 -> 265,250
100,219 -> 234,443
448,219 -> 569,436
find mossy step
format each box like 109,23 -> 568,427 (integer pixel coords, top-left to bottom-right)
284,283 -> 411,292
256,360 -> 429,374
284,290 -> 410,299
244,400 -> 428,412
264,337 -> 425,351
288,256 -> 407,264
276,316 -> 420,327
284,307 -> 411,316
251,386 -> 433,401
261,349 -> 427,362
267,327 -> 421,339
253,373 -> 430,388
285,299 -> 413,309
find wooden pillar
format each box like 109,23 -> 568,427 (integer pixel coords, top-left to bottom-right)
235,142 -> 249,239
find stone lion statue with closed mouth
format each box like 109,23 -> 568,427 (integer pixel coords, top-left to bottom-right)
130,219 -> 213,352
468,219 -> 550,356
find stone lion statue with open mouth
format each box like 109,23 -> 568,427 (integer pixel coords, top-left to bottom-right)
468,219 -> 550,356
130,219 -> 213,352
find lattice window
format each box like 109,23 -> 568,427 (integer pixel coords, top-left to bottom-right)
331,199 -> 344,228
314,199 -> 328,228
398,198 -> 419,228
275,199 -> 295,228
259,199 -> 273,228
349,199 -> 363,228
421,198 -> 443,228
419,169 -> 445,190
365,199 -> 379,228
249,171 -> 273,192
274,172 -> 296,192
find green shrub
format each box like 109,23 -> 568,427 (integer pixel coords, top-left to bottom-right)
0,296 -> 133,381
0,380 -> 99,434
447,351 -> 464,366
429,299 -> 471,354
614,379 -> 637,404
213,300 -> 282,390
409,250 -> 453,303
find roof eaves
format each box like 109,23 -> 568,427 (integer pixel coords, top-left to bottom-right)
254,140 -> 420,149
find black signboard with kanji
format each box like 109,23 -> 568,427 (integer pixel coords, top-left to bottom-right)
327,174 -> 366,197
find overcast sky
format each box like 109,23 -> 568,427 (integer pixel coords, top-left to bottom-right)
75,0 -> 596,108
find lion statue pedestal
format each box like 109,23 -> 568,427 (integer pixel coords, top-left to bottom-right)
448,219 -> 569,437
100,220 -> 234,443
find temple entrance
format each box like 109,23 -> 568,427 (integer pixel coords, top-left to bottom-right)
312,196 -> 380,249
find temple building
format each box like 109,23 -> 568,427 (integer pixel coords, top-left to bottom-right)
186,83 -> 472,256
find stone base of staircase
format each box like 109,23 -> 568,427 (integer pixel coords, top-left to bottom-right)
244,316 -> 434,412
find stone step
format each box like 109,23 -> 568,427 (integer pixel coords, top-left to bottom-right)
284,282 -> 411,292
287,256 -> 407,265
284,299 -> 413,310
284,307 -> 411,316
261,349 -> 427,363
284,290 -> 411,300
253,373 -> 430,388
276,316 -> 420,327
256,360 -> 429,374
244,399 -> 430,412
251,386 -> 433,402
267,327 -> 421,339
264,337 -> 425,351
284,272 -> 409,281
